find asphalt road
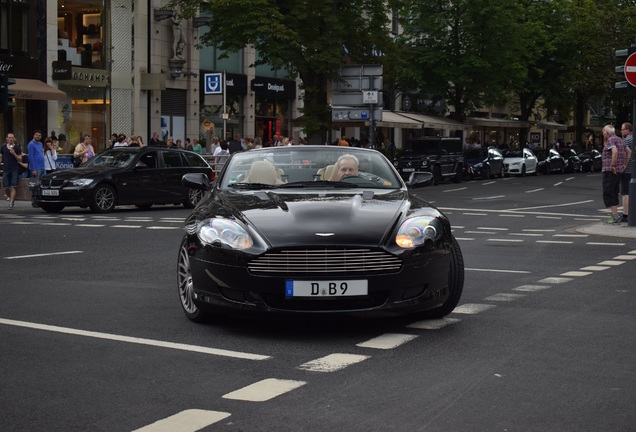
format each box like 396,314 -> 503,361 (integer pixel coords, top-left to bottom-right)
1,171 -> 635,432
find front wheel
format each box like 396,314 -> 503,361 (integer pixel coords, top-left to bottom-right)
184,188 -> 204,209
421,235 -> 465,319
520,165 -> 526,177
177,237 -> 211,323
432,166 -> 443,185
90,184 -> 116,212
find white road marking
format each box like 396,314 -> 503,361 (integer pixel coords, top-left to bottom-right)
565,177 -> 575,181
443,187 -> 468,192
536,240 -> 573,244
111,225 -> 142,229
586,242 -> 626,246
132,409 -> 231,432
42,222 -> 72,226
356,333 -> 418,349
4,251 -> 83,260
512,285 -> 550,292
629,250 -> 636,254
553,234 -> 588,238
222,378 -> 306,402
463,213 -> 489,216
477,227 -> 509,231
580,266 -> 611,271
455,238 -> 475,241
0,318 -> 270,360
481,181 -> 496,186
510,200 -> 594,211
554,182 -> 563,186
537,216 -> 563,220
487,238 -> 524,243
407,317 -> 461,330
560,271 -> 593,277
598,260 -> 625,266
473,195 -> 505,200
147,226 -> 180,230
453,304 -> 496,314
11,221 -> 36,225
465,230 -> 497,235
296,353 -> 369,373
523,229 -> 556,232
510,233 -> 543,237
499,214 -> 525,217
614,255 -> 636,260
75,224 -> 106,228
484,293 -> 526,302
538,277 -> 572,284
525,188 -> 544,193
574,218 -> 602,221
466,268 -> 531,274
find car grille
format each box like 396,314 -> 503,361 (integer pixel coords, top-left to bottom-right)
41,178 -> 65,187
248,248 -> 402,275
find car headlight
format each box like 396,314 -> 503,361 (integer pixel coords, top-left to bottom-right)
69,179 -> 94,186
395,217 -> 443,248
510,161 -> 520,167
197,218 -> 253,250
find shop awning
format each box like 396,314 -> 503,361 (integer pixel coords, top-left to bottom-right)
375,111 -> 422,129
10,78 -> 67,101
465,117 -> 530,128
532,120 -> 567,130
398,112 -> 468,129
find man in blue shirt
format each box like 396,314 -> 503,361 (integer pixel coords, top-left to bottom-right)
27,130 -> 45,207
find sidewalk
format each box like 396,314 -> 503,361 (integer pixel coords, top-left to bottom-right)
575,221 -> 636,239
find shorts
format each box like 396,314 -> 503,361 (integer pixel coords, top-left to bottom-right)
602,171 -> 620,207
2,169 -> 19,188
620,171 -> 631,195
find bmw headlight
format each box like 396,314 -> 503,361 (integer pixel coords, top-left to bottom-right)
69,179 -> 94,186
198,218 -> 253,250
395,217 -> 443,248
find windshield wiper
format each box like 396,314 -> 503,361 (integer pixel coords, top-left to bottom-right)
227,182 -> 281,189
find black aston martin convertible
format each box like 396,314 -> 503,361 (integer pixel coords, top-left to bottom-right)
177,146 -> 464,322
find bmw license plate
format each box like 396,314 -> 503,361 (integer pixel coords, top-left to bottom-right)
41,189 -> 59,196
285,280 -> 368,297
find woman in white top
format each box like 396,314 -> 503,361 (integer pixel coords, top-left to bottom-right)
43,137 -> 58,174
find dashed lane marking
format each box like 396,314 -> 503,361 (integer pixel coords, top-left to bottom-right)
537,277 -> 572,284
132,409 -> 231,432
510,233 -> 543,237
536,240 -> 573,244
477,227 -> 509,231
598,260 -> 625,266
296,353 -> 369,373
407,317 -> 461,330
75,224 -> 106,227
525,188 -> 544,193
512,285 -> 550,292
553,234 -> 588,238
537,216 -> 563,220
466,268 -> 531,274
452,304 -> 496,314
484,293 -> 526,302
0,318 -> 270,360
560,271 -> 593,277
463,213 -> 489,216
356,333 -> 418,350
465,230 -> 498,235
4,251 -> 83,260
111,225 -> 143,229
614,254 -> 636,260
586,242 -> 626,246
487,238 -> 524,243
147,226 -> 181,230
580,266 -> 611,271
222,379 -> 306,402
523,229 -> 556,232
499,214 -> 525,217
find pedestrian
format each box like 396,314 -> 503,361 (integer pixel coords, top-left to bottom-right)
228,133 -> 242,154
184,137 -> 193,151
166,136 -> 176,148
176,138 -> 183,149
137,135 -> 145,147
0,132 -> 22,210
43,137 -> 58,174
192,138 -> 203,154
74,133 -> 95,165
601,124 -> 628,224
113,134 -> 128,147
109,133 -> 119,149
149,132 -> 160,147
620,122 -> 634,222
27,130 -> 45,207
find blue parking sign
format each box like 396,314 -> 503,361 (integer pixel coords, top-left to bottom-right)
204,73 -> 223,94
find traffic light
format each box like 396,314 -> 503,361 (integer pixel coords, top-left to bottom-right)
615,46 -> 636,96
0,73 -> 16,113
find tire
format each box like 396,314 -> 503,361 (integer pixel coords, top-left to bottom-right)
177,237 -> 211,323
452,167 -> 462,183
40,203 -> 65,213
422,235 -> 465,319
521,165 -> 526,177
483,166 -> 491,179
184,188 -> 204,209
498,165 -> 505,178
90,184 -> 116,213
432,166 -> 443,185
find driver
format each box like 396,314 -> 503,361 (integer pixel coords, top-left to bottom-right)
330,154 -> 359,181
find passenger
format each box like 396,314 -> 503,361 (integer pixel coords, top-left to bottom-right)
329,154 -> 359,181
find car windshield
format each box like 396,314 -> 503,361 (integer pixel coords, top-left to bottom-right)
219,146 -> 403,190
503,150 -> 523,158
85,150 -> 137,168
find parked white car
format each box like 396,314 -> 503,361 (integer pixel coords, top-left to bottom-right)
503,148 -> 538,176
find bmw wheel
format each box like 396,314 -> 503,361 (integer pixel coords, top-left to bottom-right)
177,237 -> 210,323
422,235 -> 465,319
90,184 -> 116,212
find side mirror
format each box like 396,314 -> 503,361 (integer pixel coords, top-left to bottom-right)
406,171 -> 434,188
182,173 -> 211,190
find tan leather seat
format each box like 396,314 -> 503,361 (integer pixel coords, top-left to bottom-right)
243,160 -> 285,185
317,164 -> 335,180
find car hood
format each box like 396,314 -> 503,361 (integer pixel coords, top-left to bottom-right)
503,157 -> 523,164
205,189 -> 432,248
45,167 -> 113,180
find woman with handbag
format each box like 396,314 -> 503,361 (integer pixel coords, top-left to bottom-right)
73,134 -> 95,167
44,137 -> 58,174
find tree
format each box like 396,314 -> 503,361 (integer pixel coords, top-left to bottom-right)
167,0 -> 396,144
397,0 -> 527,121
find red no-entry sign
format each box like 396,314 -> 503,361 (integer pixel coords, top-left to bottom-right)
625,53 -> 636,87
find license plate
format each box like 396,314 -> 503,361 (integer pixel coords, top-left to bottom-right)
402,168 -> 415,172
285,280 -> 368,297
41,189 -> 59,196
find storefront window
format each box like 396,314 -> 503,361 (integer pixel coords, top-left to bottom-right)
255,98 -> 289,143
199,94 -> 243,141
57,0 -> 105,68
58,85 -> 109,153
0,0 -> 33,55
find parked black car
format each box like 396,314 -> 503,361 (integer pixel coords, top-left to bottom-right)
558,149 -> 582,173
393,137 -> 464,185
535,148 -> 565,174
463,146 -> 505,179
177,146 -> 464,322
579,149 -> 602,172
35,147 -> 213,213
